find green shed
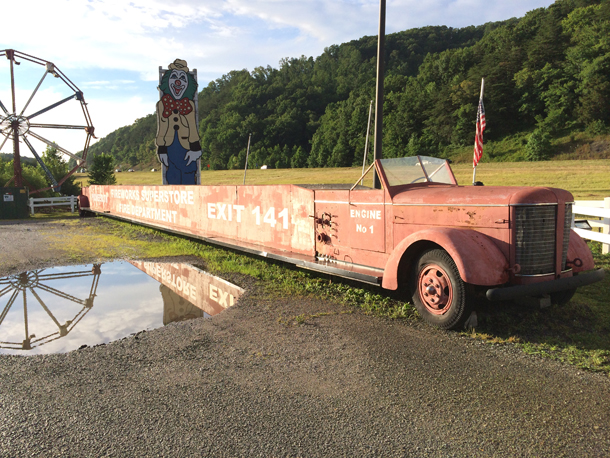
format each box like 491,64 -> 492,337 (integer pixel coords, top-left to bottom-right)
0,187 -> 29,220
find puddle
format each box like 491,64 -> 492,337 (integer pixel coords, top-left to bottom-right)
0,261 -> 244,355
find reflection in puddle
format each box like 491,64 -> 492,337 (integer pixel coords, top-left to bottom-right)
0,261 -> 244,355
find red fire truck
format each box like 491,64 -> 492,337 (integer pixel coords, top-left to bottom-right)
80,155 -> 604,329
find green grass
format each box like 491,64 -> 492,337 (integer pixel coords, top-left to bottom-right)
463,243 -> 610,374
30,210 -> 80,220
452,160 -> 610,199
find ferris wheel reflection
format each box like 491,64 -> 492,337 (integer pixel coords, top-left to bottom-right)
0,266 -> 101,351
0,261 -> 245,354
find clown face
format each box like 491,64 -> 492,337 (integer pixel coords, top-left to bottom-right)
169,70 -> 188,99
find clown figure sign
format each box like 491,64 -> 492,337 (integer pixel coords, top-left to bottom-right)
156,59 -> 202,185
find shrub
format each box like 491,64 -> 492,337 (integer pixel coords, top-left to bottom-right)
525,128 -> 552,161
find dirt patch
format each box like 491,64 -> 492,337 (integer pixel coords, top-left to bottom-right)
0,219 -> 79,276
556,138 -> 610,160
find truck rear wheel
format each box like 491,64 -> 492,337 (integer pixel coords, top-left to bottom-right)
410,249 -> 470,330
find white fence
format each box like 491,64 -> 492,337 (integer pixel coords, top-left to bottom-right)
29,196 -> 77,215
573,197 -> 610,254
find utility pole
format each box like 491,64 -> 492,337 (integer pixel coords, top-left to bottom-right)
373,0 -> 386,189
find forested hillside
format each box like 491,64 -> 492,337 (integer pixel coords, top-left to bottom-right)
85,0 -> 610,170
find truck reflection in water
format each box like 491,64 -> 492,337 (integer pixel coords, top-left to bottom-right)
129,261 -> 244,318
0,261 -> 244,355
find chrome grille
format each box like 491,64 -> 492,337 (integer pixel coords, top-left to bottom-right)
515,206 -> 556,275
562,204 -> 572,269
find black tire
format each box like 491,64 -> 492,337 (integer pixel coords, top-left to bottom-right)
410,249 -> 470,330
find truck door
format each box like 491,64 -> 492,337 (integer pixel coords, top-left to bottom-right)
347,189 -> 385,252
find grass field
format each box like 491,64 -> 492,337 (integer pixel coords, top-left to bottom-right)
75,158 -> 610,200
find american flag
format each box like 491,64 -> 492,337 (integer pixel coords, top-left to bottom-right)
473,92 -> 486,167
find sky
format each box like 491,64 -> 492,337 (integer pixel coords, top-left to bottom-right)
0,0 -> 556,159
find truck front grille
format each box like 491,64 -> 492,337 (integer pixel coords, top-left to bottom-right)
515,206 -> 557,275
562,204 -> 572,269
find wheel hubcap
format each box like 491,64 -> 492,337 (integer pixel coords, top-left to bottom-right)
417,263 -> 453,315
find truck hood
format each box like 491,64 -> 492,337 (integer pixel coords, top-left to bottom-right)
390,184 -> 574,206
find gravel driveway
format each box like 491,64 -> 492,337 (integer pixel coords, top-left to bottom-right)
0,219 -> 609,457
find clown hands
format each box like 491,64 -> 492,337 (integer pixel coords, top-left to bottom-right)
184,150 -> 202,167
158,153 -> 169,168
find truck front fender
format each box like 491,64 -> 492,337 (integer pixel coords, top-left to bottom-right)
567,229 -> 595,272
382,228 -> 509,290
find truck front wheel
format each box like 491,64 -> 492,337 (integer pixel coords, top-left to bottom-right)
410,249 -> 470,330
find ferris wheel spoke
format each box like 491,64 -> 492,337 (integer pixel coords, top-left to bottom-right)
23,290 -> 30,340
28,123 -> 89,130
22,136 -> 59,189
26,93 -> 78,121
29,287 -> 62,328
37,271 -> 93,281
0,133 -> 10,152
0,98 -> 8,115
26,130 -> 84,165
36,282 -> 87,306
18,69 -> 49,117
0,289 -> 19,326
0,284 -> 13,298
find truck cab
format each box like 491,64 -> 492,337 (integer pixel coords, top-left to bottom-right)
311,155 -> 604,329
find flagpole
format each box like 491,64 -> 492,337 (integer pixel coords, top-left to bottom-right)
361,99 -> 373,186
473,77 -> 485,185
243,133 -> 252,185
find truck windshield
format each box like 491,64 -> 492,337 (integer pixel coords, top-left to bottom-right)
379,156 -> 454,186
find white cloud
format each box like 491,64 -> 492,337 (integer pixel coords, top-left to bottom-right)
85,93 -> 155,141
1,0 -> 555,146
4,0 -> 556,74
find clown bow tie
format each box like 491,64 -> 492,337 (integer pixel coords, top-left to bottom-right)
161,94 -> 193,118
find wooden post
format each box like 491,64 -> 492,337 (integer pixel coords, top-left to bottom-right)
602,197 -> 610,254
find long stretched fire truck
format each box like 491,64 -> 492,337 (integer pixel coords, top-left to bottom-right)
79,155 -> 604,329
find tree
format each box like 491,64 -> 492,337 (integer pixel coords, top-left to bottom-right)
0,159 -> 50,195
41,146 -> 81,196
88,153 -> 117,185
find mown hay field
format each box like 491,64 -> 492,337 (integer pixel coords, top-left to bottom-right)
75,159 -> 610,200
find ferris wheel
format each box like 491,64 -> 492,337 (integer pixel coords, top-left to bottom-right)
0,49 -> 95,194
